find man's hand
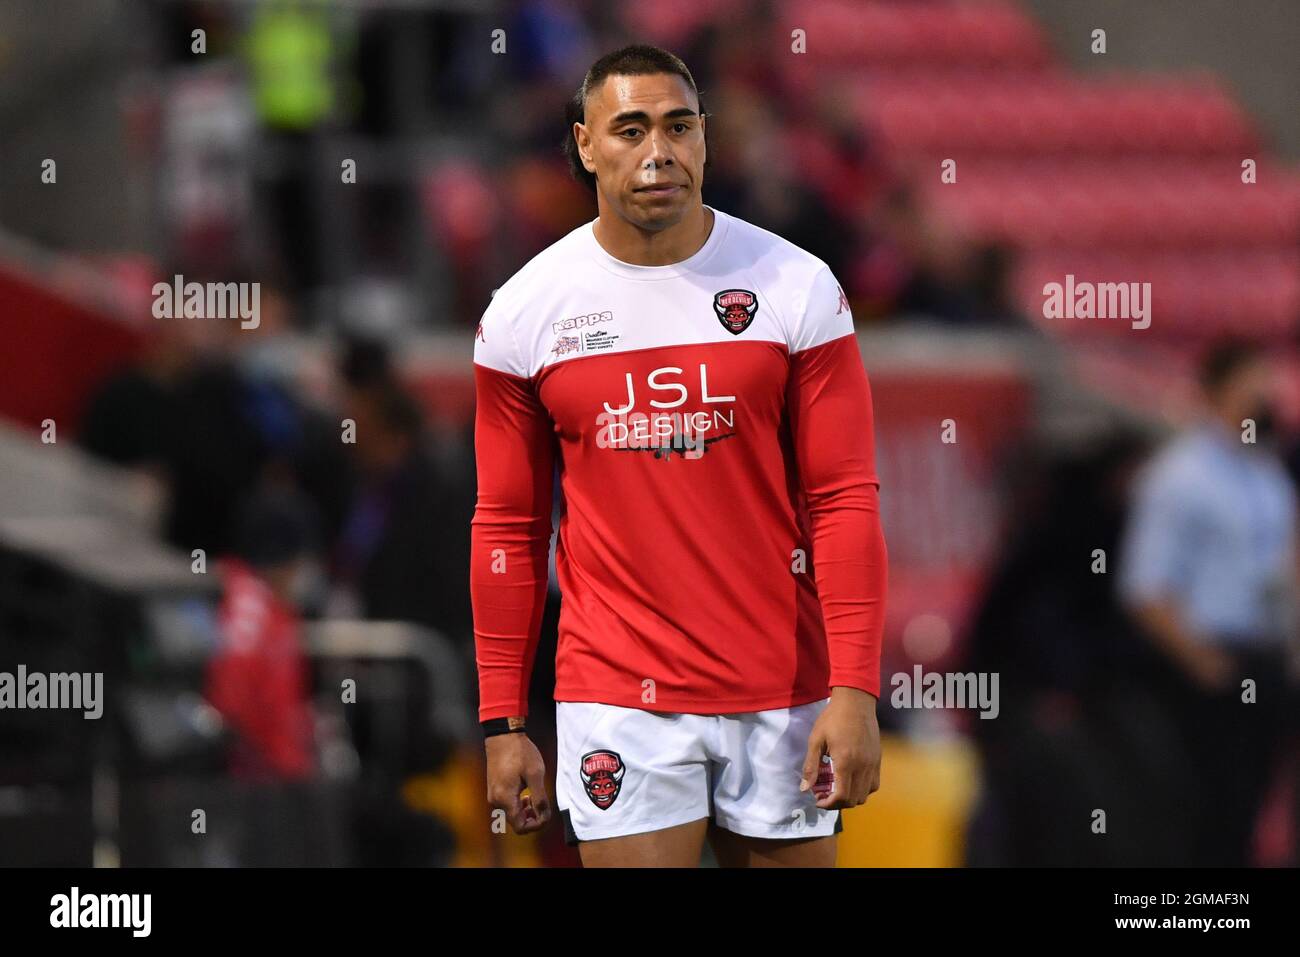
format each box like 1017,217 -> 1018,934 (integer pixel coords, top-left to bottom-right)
485,729 -> 552,833
1132,600 -> 1236,693
800,686 -> 881,810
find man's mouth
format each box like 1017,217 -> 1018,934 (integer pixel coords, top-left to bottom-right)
636,183 -> 681,197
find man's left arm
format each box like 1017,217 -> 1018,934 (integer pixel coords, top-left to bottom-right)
785,265 -> 888,809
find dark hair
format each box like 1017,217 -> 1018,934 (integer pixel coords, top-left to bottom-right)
1199,335 -> 1265,396
233,487 -> 321,568
369,381 -> 425,440
340,334 -> 392,389
563,44 -> 708,195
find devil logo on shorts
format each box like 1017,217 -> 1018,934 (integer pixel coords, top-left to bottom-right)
713,288 -> 758,335
580,749 -> 625,810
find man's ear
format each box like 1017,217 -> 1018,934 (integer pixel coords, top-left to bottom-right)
574,123 -> 596,175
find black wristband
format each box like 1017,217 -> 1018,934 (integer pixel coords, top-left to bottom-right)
482,717 -> 527,738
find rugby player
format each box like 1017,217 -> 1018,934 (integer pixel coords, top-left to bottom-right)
471,44 -> 888,867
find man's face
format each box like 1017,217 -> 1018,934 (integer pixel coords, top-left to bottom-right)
575,72 -> 706,230
1213,358 -> 1276,426
345,389 -> 407,475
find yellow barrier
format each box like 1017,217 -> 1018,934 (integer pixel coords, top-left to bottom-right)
836,731 -> 981,868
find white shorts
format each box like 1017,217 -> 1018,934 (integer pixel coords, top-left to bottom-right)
555,698 -> 842,845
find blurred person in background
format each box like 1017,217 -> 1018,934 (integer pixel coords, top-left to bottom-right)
331,358 -> 474,641
79,274 -> 352,559
964,429 -> 1188,866
855,184 -> 1000,326
78,302 -> 216,475
1117,336 -> 1299,867
327,347 -> 471,865
206,486 -> 322,782
204,485 -> 337,865
243,0 -> 352,299
79,269 -> 270,554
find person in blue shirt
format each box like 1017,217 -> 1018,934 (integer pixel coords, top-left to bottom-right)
1118,336 -> 1298,866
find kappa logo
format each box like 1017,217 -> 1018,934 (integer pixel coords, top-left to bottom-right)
713,288 -> 758,335
554,310 -> 614,334
835,284 -> 850,315
580,749 -> 625,810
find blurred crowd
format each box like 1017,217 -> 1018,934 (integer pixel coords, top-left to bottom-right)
121,0 -> 1027,332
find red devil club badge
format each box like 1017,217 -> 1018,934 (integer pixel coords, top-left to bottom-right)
580,749 -> 625,810
713,288 -> 758,335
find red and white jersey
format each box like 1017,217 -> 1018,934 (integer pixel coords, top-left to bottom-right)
471,204 -> 888,721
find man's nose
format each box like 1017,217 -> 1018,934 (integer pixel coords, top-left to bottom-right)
643,128 -> 674,167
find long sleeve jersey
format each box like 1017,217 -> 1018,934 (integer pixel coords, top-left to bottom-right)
471,204 -> 888,721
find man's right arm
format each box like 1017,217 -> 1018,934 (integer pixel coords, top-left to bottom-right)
470,304 -> 555,723
1128,599 -> 1232,689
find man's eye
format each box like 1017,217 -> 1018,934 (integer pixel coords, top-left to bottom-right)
620,129 -> 642,138
672,123 -> 689,133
